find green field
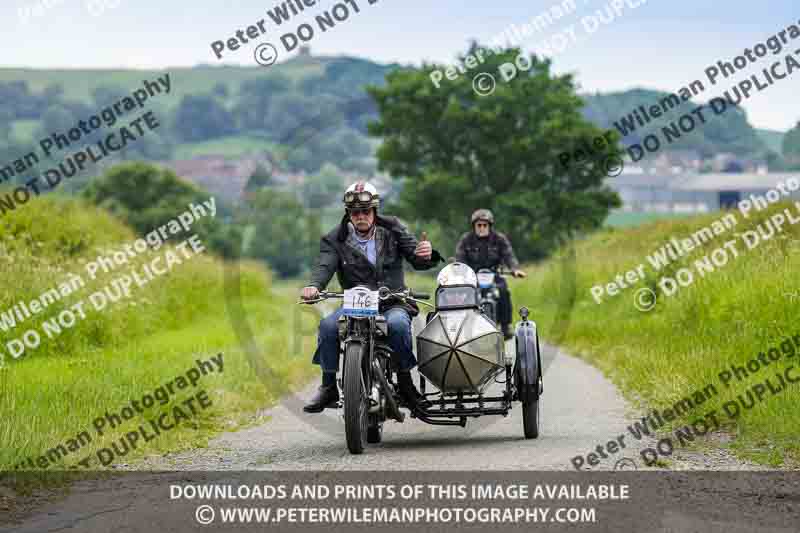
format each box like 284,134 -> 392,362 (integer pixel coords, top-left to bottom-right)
0,197 -> 318,473
173,135 -> 277,160
512,203 -> 800,466
604,210 -> 692,228
0,62 -> 327,109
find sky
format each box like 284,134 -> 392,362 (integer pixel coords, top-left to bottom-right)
2,0 -> 799,131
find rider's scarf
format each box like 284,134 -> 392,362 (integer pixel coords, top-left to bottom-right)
350,224 -> 376,266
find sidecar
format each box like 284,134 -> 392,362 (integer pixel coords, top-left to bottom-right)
412,263 -> 543,438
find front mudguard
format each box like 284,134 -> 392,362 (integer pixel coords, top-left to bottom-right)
514,319 -> 543,402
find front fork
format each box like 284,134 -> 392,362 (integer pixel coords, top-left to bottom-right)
339,318 -> 402,423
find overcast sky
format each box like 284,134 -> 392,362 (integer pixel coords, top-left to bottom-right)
3,0 -> 799,131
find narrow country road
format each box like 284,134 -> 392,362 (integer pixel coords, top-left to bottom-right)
1,336 -> 780,532
136,341 -> 637,471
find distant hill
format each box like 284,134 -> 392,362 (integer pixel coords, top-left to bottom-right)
756,128 -> 786,154
0,55 -> 397,108
0,57 -> 787,183
0,54 -> 397,180
580,88 -> 769,158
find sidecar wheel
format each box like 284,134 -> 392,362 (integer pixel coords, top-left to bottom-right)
522,399 -> 540,439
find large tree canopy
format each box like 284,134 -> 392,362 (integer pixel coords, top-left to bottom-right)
367,44 -> 621,259
245,189 -> 320,278
82,162 -> 239,257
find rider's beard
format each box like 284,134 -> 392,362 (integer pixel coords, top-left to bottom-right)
354,221 -> 374,237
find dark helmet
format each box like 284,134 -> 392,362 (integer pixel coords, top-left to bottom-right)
471,209 -> 494,226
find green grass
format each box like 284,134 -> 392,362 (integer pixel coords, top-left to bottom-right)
10,120 -> 39,144
604,210 -> 692,228
0,197 -> 319,473
173,135 -> 278,160
512,203 -> 800,465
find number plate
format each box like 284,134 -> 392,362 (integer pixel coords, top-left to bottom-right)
343,288 -> 379,316
477,272 -> 495,288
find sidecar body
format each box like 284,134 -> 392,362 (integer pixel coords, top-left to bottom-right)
408,263 -> 543,436
416,263 -> 505,394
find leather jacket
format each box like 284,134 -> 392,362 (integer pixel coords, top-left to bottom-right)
455,230 -> 520,272
309,214 -> 443,316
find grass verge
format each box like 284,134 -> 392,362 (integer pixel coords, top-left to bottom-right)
0,197 -> 318,481
512,201 -> 800,466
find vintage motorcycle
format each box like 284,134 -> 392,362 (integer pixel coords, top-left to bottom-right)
476,266 -> 517,326
299,263 -> 543,455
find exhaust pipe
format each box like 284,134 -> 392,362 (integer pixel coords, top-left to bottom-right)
372,360 -> 404,422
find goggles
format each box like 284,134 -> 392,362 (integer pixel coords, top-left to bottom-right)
344,191 -> 377,204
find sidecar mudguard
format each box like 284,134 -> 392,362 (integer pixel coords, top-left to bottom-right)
514,319 -> 543,402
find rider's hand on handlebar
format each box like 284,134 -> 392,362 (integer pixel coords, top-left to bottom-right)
301,286 -> 320,301
513,270 -> 527,279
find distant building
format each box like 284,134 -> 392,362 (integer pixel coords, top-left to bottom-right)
606,171 -> 800,213
162,156 -> 266,203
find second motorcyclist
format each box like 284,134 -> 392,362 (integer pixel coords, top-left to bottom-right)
455,209 -> 526,339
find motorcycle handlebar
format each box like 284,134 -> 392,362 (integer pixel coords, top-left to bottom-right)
298,288 -> 429,304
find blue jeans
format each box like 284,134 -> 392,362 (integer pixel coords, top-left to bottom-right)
312,307 -> 417,372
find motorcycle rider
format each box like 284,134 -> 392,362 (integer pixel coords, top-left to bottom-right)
301,181 -> 443,413
455,209 -> 526,339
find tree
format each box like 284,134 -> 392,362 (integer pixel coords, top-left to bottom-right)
302,163 -> 345,209
42,84 -> 65,106
37,105 -> 78,141
0,81 -> 39,120
233,75 -> 292,132
92,85 -> 127,107
244,164 -> 275,193
173,94 -> 236,142
783,121 -> 800,165
367,43 -> 621,259
266,93 -> 342,146
83,162 -> 238,257
212,82 -> 229,99
246,189 -> 320,278
0,109 -> 12,142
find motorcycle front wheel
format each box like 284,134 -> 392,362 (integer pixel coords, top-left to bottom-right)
343,341 -> 369,454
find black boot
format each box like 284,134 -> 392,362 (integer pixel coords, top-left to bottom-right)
303,384 -> 339,413
397,372 -> 430,411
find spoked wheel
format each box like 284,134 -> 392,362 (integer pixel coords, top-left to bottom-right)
343,342 -> 369,454
522,399 -> 540,439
